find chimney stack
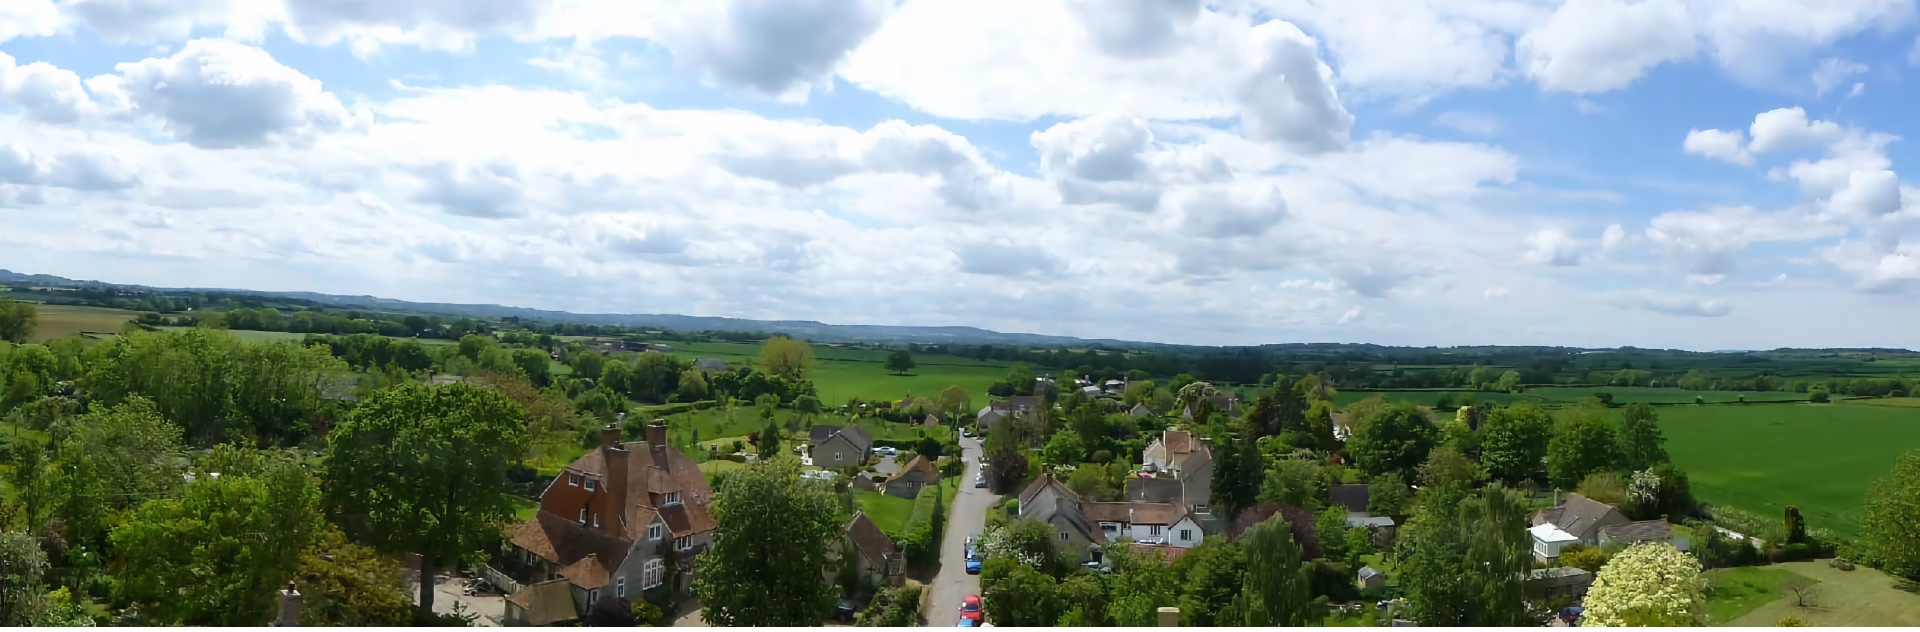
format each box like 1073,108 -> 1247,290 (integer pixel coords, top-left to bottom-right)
600,424 -> 621,449
275,582 -> 302,627
646,421 -> 667,447
1157,606 -> 1180,627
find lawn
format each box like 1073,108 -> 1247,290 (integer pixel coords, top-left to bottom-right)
1728,560 -> 1920,626
663,340 -> 1009,404
854,489 -> 917,534
1704,566 -> 1806,625
649,406 -> 939,448
1656,402 -> 1920,538
1357,553 -> 1400,587
26,304 -> 140,342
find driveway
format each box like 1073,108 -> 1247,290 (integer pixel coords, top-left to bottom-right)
874,453 -> 901,476
925,436 -> 999,626
412,575 -> 504,626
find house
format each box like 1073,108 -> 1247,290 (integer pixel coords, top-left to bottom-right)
850,472 -> 881,492
1128,403 -> 1152,418
1357,566 -> 1387,591
504,422 -> 716,626
1329,484 -> 1370,515
883,455 -> 939,499
1180,393 -> 1240,420
1529,493 -> 1631,562
1142,430 -> 1197,472
809,425 -> 874,468
1125,477 -> 1185,504
921,414 -> 943,428
976,396 -> 1044,434
1017,473 -> 1104,562
1082,502 -> 1206,548
1104,379 -> 1128,395
1347,515 -> 1398,549
642,343 -> 673,353
428,373 -> 473,386
841,512 -> 905,589
1598,520 -> 1685,551
1526,567 -> 1595,601
1139,430 -> 1213,513
693,358 -> 730,372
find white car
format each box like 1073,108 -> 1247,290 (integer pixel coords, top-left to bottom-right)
876,447 -> 898,456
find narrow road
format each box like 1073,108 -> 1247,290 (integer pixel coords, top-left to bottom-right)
926,436 -> 1000,626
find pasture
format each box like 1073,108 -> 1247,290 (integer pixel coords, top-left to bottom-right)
26,304 -> 139,342
1332,386 -> 1813,410
664,340 -> 1009,404
1727,560 -> 1920,626
1657,402 -> 1920,538
1703,565 -> 1806,624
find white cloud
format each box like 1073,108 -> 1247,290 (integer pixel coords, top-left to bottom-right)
649,0 -> 892,102
0,0 -> 63,43
1747,107 -> 1845,155
1524,228 -> 1584,266
1247,0 -> 1548,102
1435,111 -> 1501,135
1643,205 -> 1843,275
1682,128 -> 1754,166
108,38 -> 365,149
1518,0 -> 1698,94
1812,57 -> 1868,96
1685,0 -> 1916,87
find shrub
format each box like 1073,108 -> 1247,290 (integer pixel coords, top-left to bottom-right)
1777,616 -> 1805,627
1779,543 -> 1817,562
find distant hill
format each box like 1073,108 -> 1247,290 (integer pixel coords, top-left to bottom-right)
0,269 -> 1146,347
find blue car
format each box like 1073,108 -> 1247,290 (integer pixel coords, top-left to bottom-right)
966,556 -> 983,574
957,618 -> 975,627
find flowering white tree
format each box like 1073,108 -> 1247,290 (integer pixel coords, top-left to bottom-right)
1582,542 -> 1705,627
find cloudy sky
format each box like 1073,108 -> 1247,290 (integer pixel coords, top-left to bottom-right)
2,0 -> 1919,350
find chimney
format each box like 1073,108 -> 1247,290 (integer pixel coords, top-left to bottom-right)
647,421 -> 669,469
1157,606 -> 1180,627
275,582 -> 302,627
600,424 -> 621,450
605,429 -> 630,536
1553,488 -> 1561,507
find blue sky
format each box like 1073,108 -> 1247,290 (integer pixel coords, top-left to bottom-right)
3,0 -> 1920,350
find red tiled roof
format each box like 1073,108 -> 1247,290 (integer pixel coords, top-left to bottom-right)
557,553 -> 613,589
844,512 -> 897,564
1164,430 -> 1193,454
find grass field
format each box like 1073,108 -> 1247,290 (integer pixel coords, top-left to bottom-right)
854,489 -> 917,534
1704,565 -> 1807,624
651,406 -> 939,447
158,327 -> 310,343
1729,560 -> 1920,626
27,304 -> 139,342
1332,386 -> 1812,410
663,340 -> 1009,404
1658,402 -> 1920,538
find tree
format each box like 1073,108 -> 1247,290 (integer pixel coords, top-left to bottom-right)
1398,484 -> 1532,627
51,397 -> 187,547
695,458 -> 844,626
985,446 -> 1030,494
1348,402 -> 1437,481
1315,506 -> 1350,563
110,458 -> 323,625
884,350 -> 916,375
759,336 -> 816,382
0,531 -> 46,626
601,359 -> 636,396
1043,430 -> 1085,466
1239,515 -> 1312,626
297,529 -> 415,627
1581,542 -> 1705,627
631,352 -> 679,402
1171,537 -> 1245,625
1809,387 -> 1831,403
757,420 -> 783,460
1478,403 -> 1552,485
1367,472 -> 1413,523
1260,457 -> 1322,508
1615,403 -> 1668,472
1177,381 -> 1220,419
1559,544 -> 1612,573
569,349 -> 604,380
1494,370 -> 1523,393
1782,574 -> 1817,608
983,562 -> 1062,626
936,385 -> 972,421
1211,418 -> 1263,521
321,383 -> 528,615
1418,446 -> 1481,490
676,368 -> 709,402
0,297 -> 35,344
1548,406 -> 1617,489
1863,451 -> 1920,579
1576,472 -> 1629,507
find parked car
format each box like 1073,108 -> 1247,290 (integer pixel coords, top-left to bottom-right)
975,472 -> 987,488
960,595 -> 984,622
966,555 -> 982,574
1561,606 -> 1584,626
876,447 -> 898,456
957,619 -> 975,627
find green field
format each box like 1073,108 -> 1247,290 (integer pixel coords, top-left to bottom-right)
1704,566 -> 1805,624
1333,386 -> 1812,410
158,327 -> 310,343
854,489 -> 916,534
1728,560 -> 1920,626
663,341 -> 1008,404
25,304 -> 139,342
1659,402 -> 1920,538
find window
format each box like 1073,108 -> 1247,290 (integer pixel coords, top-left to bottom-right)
1150,525 -> 1162,536
643,559 -> 664,589
648,523 -> 663,541
1193,504 -> 1208,512
568,474 -> 583,487
675,536 -> 692,551
592,513 -> 600,528
1180,529 -> 1193,541
587,589 -> 599,603
835,453 -> 844,462
585,477 -> 597,491
616,578 -> 626,598
665,491 -> 682,506
1059,531 -> 1069,541
578,508 -> 587,524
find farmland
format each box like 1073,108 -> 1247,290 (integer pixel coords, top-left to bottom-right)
1656,400 -> 1920,538
24,304 -> 139,342
663,340 -> 1009,404
1332,386 -> 1813,409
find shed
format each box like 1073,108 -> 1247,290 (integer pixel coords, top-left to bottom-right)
1357,566 -> 1387,590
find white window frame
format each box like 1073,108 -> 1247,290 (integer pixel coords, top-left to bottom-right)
835,452 -> 844,462
1059,531 -> 1069,541
643,559 -> 664,589
585,477 -> 598,491
648,523 -> 663,541
578,508 -> 587,524
1150,525 -> 1163,536
616,577 -> 626,598
592,513 -> 600,528
675,536 -> 692,551
568,474 -> 583,487
587,589 -> 599,603
665,491 -> 682,506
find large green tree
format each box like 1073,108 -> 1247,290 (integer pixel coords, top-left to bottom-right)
0,297 -> 35,344
884,350 -> 916,375
758,336 -> 816,382
0,531 -> 46,626
1238,515 -> 1313,626
1614,403 -> 1669,472
1477,403 -> 1552,484
1172,537 -> 1246,626
1547,406 -> 1617,489
50,397 -> 187,547
321,383 -> 527,614
1581,543 -> 1705,627
1348,402 -> 1437,481
695,457 -> 841,626
298,528 -> 418,627
110,457 -> 323,625
1397,484 -> 1532,626
982,560 -> 1062,626
1211,417 -> 1263,521
1864,450 -> 1920,579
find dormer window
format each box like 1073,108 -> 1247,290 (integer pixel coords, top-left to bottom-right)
568,474 -> 583,487
664,492 -> 682,506
585,478 -> 598,491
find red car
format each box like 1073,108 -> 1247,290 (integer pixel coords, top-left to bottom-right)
959,595 -> 984,622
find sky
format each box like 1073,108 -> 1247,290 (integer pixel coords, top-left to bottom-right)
2,0 -> 1920,350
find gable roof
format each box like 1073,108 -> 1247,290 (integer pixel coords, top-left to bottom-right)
1359,566 -> 1383,580
1599,519 -> 1674,544
994,396 -> 1043,412
1019,472 -> 1077,508
1083,502 -> 1131,524
1162,430 -> 1194,454
556,553 -> 614,589
809,425 -> 844,445
844,511 -> 897,563
1051,498 -> 1103,545
839,425 -> 873,448
506,579 -> 579,626
1128,502 -> 1185,525
809,425 -> 874,452
513,436 -> 718,580
1125,477 -> 1184,503
1538,493 -> 1626,540
1129,403 -> 1152,417
896,454 -> 938,480
1329,484 -> 1370,513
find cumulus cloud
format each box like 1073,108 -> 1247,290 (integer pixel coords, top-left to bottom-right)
1247,0 -> 1541,102
1683,128 -> 1754,166
106,39 -> 363,149
0,52 -> 99,124
1236,33 -> 1354,153
1518,0 -> 1697,94
0,142 -> 140,191
1031,115 -> 1166,211
1643,205 -> 1841,275
410,162 -> 526,219
1747,107 -> 1845,155
1524,229 -> 1584,266
1070,0 -> 1203,59
953,239 -> 1064,277
654,0 -> 892,101
1173,184 -> 1290,238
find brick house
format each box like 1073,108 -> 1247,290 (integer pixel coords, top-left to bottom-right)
504,422 -> 716,626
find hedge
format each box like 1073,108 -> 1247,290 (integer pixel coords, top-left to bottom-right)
893,485 -> 947,571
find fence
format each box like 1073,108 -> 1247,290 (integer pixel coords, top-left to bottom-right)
483,566 -> 525,595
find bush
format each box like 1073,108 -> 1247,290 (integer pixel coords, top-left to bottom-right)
1779,543 -> 1817,562
1777,616 -> 1805,627
894,486 -> 946,570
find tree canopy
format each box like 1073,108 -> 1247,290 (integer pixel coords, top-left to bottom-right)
695,457 -> 841,626
1581,542 -> 1705,627
885,350 -> 916,375
759,336 -> 816,382
1347,402 -> 1437,481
